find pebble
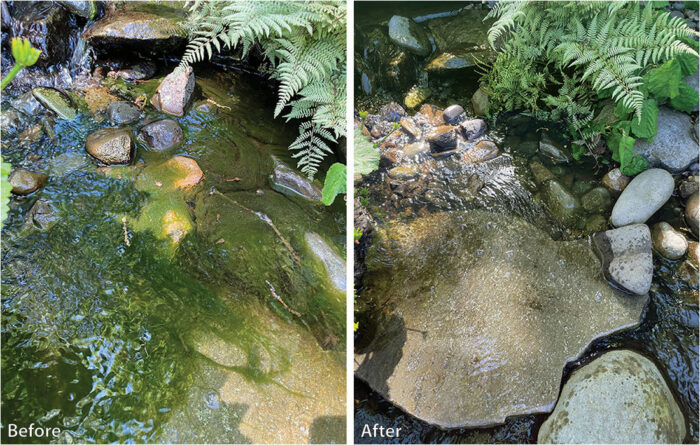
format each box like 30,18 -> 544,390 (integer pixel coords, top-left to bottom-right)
651,222 -> 688,260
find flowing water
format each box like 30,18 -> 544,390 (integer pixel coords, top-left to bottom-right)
354,3 -> 698,443
1,67 -> 346,443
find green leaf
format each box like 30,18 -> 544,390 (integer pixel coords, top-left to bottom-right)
644,59 -> 681,100
614,100 -> 633,120
354,129 -> 380,176
630,98 -> 658,139
649,0 -> 669,8
676,53 -> 699,77
683,0 -> 699,10
321,162 -> 346,206
1,156 -> 12,228
669,81 -> 699,112
616,133 -> 649,176
572,144 -> 586,161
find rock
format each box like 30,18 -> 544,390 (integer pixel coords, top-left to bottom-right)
11,2 -> 74,66
539,133 -> 570,163
542,180 -> 581,226
12,91 -> 42,116
113,61 -> 157,82
584,214 -> 608,233
387,165 -> 419,180
57,1 -> 101,19
305,232 -> 346,292
593,224 -> 653,295
387,16 -> 431,56
689,241 -> 699,267
402,141 -> 430,159
459,119 -> 486,142
378,102 -> 407,123
270,161 -> 322,202
25,199 -> 58,231
106,101 -> 141,125
85,127 -> 133,165
355,210 -> 647,428
426,125 -> 459,150
571,179 -> 594,196
8,169 -> 47,195
82,9 -> 186,55
685,74 -> 699,112
610,169 -> 674,227
150,67 -> 195,117
424,53 -> 476,71
538,350 -> 685,444
418,103 -> 444,126
462,140 -> 499,164
82,86 -> 121,114
471,87 -> 488,116
652,222 -> 688,259
442,104 -> 465,124
679,176 -> 699,199
159,156 -> 203,189
32,87 -> 77,120
686,192 -> 699,237
404,85 -> 431,109
581,187 -> 612,213
379,147 -> 404,168
530,160 -> 555,185
633,107 -> 699,172
138,119 -> 183,151
399,116 -> 421,140
601,168 -> 630,196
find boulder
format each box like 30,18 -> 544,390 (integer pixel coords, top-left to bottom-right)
652,222 -> 688,259
106,101 -> 141,125
686,192 -> 699,237
610,169 -> 674,227
538,350 -> 686,444
387,16 -> 431,56
471,87 -> 488,116
442,104 -> 465,124
85,127 -> 133,164
150,67 -> 195,117
32,87 -> 77,120
459,119 -> 486,141
355,210 -> 647,428
593,224 -> 653,295
305,232 -> 346,292
82,9 -> 186,55
542,180 -> 580,226
461,140 -> 499,164
270,161 -> 322,202
633,107 -> 699,172
601,168 -> 630,196
11,2 -> 74,66
426,125 -> 459,150
138,119 -> 183,151
8,169 -> 47,195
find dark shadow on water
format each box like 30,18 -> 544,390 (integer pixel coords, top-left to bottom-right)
355,312 -> 407,397
310,415 -> 346,444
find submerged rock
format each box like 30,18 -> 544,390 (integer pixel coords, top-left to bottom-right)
593,224 -> 653,295
539,132 -> 570,163
686,192 -> 699,237
387,16 -> 431,56
9,169 -> 47,195
355,210 -> 647,428
24,198 -> 58,231
462,140 -> 499,164
32,87 -> 77,120
305,232 -> 346,292
270,161 -> 322,202
138,119 -> 183,151
581,187 -> 612,213
542,180 -> 580,226
402,141 -> 430,159
538,350 -> 686,444
106,101 -> 141,125
610,169 -> 674,227
652,222 -> 688,260
150,67 -> 195,117
633,107 -> 698,172
85,127 -> 133,164
530,160 -> 555,185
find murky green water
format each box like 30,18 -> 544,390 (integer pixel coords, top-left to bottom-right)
354,3 -> 698,443
2,67 -> 345,443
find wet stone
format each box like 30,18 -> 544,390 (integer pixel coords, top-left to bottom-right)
601,168 -> 630,196
593,224 -> 653,295
442,104 -> 465,124
11,2 -> 73,66
402,141 -> 430,159
462,140 -> 499,164
686,192 -> 699,237
85,127 -> 133,165
32,87 -> 77,121
633,107 -> 699,172
8,169 -> 48,195
542,180 -> 580,226
378,102 -> 407,123
581,187 -> 612,213
471,87 -> 488,116
399,117 -> 421,140
459,119 -> 486,142
380,147 -> 404,168
106,101 -> 141,125
539,132 -> 570,163
138,119 -> 183,151
25,198 -> 58,231
652,222 -> 688,260
427,125 -> 459,150
270,161 -> 322,202
305,232 -> 346,292
150,67 -> 195,117
584,214 -> 608,233
387,165 -> 419,180
387,15 -> 431,56
529,160 -> 555,185
679,176 -> 699,199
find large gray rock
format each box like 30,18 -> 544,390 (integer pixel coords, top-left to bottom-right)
138,119 -> 183,151
8,169 -> 48,195
593,224 -> 653,295
150,67 -> 195,117
538,350 -> 686,444
355,210 -> 647,428
270,161 -> 322,202
388,16 -> 431,56
633,107 -> 698,172
305,232 -> 346,292
610,169 -> 674,227
85,127 -> 133,165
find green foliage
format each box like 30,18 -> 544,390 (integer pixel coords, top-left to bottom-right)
354,129 -> 380,176
606,124 -> 650,176
669,81 -> 700,111
321,162 -> 346,206
1,38 -> 41,91
629,98 -> 659,139
354,227 -> 363,242
179,1 -> 346,179
1,157 -> 11,228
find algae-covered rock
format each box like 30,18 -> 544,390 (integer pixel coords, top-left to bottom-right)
32,87 -> 77,120
404,85 -> 431,109
355,210 -> 647,428
538,350 -> 686,444
305,232 -> 346,292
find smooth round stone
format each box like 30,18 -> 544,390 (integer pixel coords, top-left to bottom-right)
538,350 -> 686,444
106,101 -> 141,125
652,222 -> 689,259
593,224 -> 653,295
610,169 -> 674,227
85,127 -> 133,165
426,125 -> 459,150
686,192 -> 699,237
459,119 -> 486,142
138,119 -> 183,151
8,168 -> 48,195
442,104 -> 465,124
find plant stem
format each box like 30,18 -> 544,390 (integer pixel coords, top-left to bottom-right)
1,64 -> 23,91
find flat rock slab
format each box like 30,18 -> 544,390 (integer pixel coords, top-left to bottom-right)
593,224 -> 653,295
610,168 -> 674,227
355,210 -> 647,428
538,350 -> 686,444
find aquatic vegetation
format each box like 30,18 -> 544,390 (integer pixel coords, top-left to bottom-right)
1,38 -> 41,90
179,0 -> 346,179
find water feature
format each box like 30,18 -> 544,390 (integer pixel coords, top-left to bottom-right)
354,2 -> 698,443
2,66 -> 346,443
